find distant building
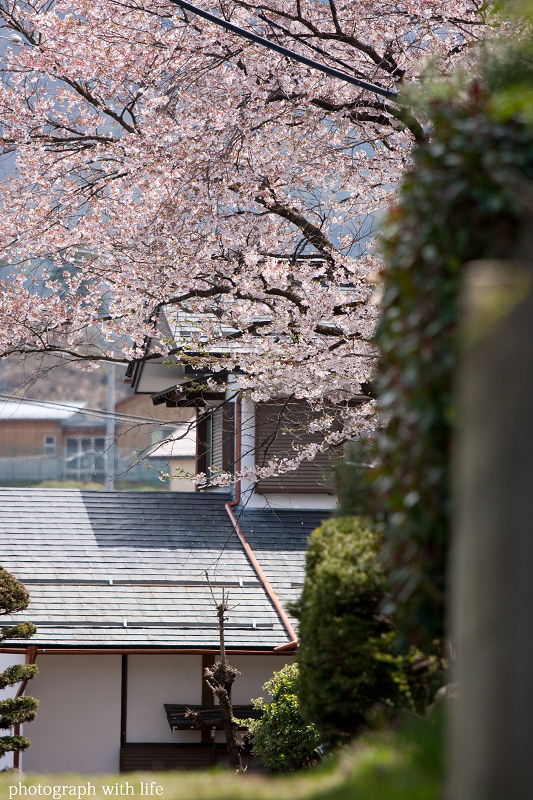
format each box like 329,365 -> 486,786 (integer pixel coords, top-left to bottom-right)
0,395 -> 194,487
113,394 -> 194,488
0,399 -> 103,483
144,423 -> 196,491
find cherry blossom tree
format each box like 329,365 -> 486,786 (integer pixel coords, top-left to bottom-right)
0,0 -> 490,478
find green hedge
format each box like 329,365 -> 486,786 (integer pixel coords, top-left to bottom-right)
0,712 -> 444,799
371,52 -> 533,645
291,517 -> 442,740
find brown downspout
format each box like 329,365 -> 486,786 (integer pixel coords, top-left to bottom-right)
225,397 -> 298,653
12,644 -> 38,770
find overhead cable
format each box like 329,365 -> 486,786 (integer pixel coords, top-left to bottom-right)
167,0 -> 399,100
0,392 -> 182,426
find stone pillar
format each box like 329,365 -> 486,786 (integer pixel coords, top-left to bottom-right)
449,259 -> 533,799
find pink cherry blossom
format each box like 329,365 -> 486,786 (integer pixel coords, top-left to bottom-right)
0,0 -> 491,476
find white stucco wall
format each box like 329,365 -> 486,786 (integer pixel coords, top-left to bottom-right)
135,361 -> 185,394
16,652 -> 295,772
126,654 -> 202,744
23,654 -> 122,775
0,653 -> 25,771
210,654 -> 294,744
230,655 -> 294,704
245,493 -> 337,510
127,654 -> 293,746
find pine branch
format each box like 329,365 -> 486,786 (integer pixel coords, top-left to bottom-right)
0,664 -> 38,691
0,696 -> 40,730
0,735 -> 31,758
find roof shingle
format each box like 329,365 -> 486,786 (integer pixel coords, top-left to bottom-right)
0,489 -> 325,650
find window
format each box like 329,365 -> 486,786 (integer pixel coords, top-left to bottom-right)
197,404 -> 235,486
44,435 -> 56,456
255,402 -> 339,495
66,437 -> 106,480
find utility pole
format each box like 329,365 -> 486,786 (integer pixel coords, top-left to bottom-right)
105,361 -> 115,491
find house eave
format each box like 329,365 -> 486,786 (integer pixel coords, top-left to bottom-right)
0,645 -> 295,655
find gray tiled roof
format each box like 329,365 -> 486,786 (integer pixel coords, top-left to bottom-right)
0,489 -> 325,650
0,399 -> 86,420
236,509 -> 327,623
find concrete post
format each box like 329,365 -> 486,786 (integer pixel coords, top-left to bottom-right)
449,259 -> 533,799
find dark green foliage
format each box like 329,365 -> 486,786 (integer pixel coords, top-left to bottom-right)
371,70 -> 533,647
0,697 -> 39,729
402,651 -> 445,716
0,713 -> 445,799
0,665 -> 38,691
292,517 -> 442,742
244,664 -> 320,772
0,570 -> 30,616
0,736 -> 31,759
334,441 -> 373,517
1,622 -> 37,642
0,566 -> 39,760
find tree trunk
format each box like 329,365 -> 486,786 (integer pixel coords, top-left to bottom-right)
206,660 -> 243,772
449,258 -> 533,799
204,592 -> 243,772
218,688 -> 243,772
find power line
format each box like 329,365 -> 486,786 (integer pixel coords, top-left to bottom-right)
168,0 -> 399,100
0,392 -> 183,426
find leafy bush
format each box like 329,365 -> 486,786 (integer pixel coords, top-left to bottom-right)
244,663 -> 320,772
292,517 -> 442,742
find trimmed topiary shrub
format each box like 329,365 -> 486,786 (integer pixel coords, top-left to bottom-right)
244,663 -> 320,772
0,566 -> 39,760
292,517 -> 432,742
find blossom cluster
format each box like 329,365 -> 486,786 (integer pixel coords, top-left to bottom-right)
0,0 -> 488,474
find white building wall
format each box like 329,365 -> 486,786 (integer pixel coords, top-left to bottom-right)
212,654 -> 295,743
169,457 -> 196,491
230,655 -> 294,704
127,654 -> 293,746
245,493 -> 337,510
23,654 -> 122,775
15,652 -> 295,771
126,655 -> 202,744
0,653 -> 25,771
135,361 -> 185,394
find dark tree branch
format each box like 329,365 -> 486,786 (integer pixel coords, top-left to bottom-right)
204,574 -> 243,772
